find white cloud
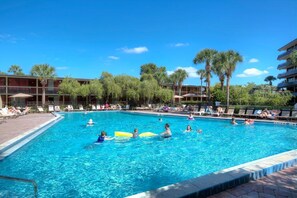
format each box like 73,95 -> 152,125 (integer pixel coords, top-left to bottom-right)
56,67 -> 68,70
0,33 -> 19,43
236,68 -> 268,77
171,43 -> 189,47
249,58 -> 259,63
121,46 -> 148,54
167,66 -> 198,78
266,66 -> 274,70
108,56 -> 119,60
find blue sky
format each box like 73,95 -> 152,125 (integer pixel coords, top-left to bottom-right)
0,0 -> 297,86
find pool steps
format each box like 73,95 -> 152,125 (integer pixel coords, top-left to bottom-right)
0,113 -> 63,160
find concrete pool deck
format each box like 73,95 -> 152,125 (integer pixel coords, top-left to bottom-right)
0,111 -> 296,197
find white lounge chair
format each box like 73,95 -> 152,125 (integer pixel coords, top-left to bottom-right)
54,106 -> 61,112
67,105 -> 74,111
96,105 -> 101,111
91,105 -> 96,111
37,106 -> 44,113
79,105 -> 84,111
48,105 -> 54,112
0,108 -> 17,118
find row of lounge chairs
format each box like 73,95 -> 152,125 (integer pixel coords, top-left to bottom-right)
192,107 -> 297,121
40,104 -> 121,113
0,106 -> 31,122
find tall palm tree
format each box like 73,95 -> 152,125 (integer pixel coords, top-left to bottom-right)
31,64 -> 56,107
8,65 -> 24,76
196,69 -> 206,103
175,69 -> 189,102
224,50 -> 243,110
169,72 -> 179,103
264,75 -> 277,86
212,52 -> 227,91
193,49 -> 218,104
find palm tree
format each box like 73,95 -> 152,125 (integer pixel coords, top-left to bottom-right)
193,49 -> 218,104
212,52 -> 227,91
175,69 -> 189,102
196,69 -> 206,103
31,64 -> 56,107
224,50 -> 243,110
8,65 -> 24,76
264,75 -> 277,86
168,72 -> 179,103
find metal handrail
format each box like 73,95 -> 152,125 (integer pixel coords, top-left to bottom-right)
0,175 -> 38,198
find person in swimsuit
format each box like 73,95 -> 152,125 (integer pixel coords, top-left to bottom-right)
97,131 -> 114,143
184,125 -> 192,132
231,117 -> 238,125
87,119 -> 94,126
160,123 -> 172,138
132,128 -> 139,138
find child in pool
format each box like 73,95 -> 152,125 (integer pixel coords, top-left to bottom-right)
160,123 -> 172,138
132,128 -> 139,138
97,131 -> 114,143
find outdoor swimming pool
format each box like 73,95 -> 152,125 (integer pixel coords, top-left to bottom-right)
0,111 -> 297,197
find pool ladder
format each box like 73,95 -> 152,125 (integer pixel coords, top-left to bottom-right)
0,175 -> 38,198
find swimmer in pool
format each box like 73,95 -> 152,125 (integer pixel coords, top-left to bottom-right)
132,128 -> 139,138
188,113 -> 194,120
96,131 -> 114,143
87,119 -> 94,126
184,125 -> 192,132
231,117 -> 238,125
160,123 -> 172,138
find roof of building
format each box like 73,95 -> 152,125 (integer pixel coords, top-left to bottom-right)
278,38 -> 297,51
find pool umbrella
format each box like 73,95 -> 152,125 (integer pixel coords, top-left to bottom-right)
182,93 -> 198,97
9,93 -> 33,98
174,95 -> 184,99
9,93 -> 33,106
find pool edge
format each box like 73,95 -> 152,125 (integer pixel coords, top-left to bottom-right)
127,150 -> 297,198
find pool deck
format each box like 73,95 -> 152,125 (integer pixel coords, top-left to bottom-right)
0,113 -> 56,145
0,111 -> 296,197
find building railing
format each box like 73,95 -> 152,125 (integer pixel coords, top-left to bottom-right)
277,80 -> 297,88
277,68 -> 297,79
277,47 -> 297,60
0,175 -> 38,198
277,61 -> 291,70
0,86 -> 60,95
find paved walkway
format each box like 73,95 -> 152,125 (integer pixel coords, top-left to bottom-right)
0,113 -> 55,145
209,166 -> 297,198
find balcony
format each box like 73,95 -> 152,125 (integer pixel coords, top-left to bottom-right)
7,87 -> 37,94
277,80 -> 297,88
277,47 -> 297,60
277,68 -> 297,79
277,61 -> 291,70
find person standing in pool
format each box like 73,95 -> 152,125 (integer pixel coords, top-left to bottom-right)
184,125 -> 192,132
132,128 -> 139,138
160,123 -> 172,138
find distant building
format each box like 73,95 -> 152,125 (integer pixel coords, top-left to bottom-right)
277,38 -> 297,101
0,75 -> 90,107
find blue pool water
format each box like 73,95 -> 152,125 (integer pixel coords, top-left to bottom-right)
0,112 -> 297,197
